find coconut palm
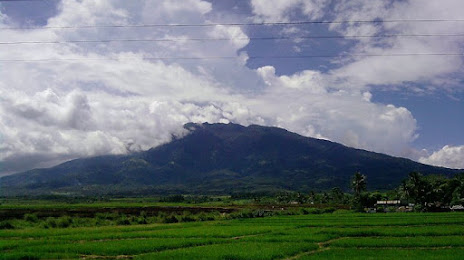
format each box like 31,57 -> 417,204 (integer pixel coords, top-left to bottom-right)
351,172 -> 367,197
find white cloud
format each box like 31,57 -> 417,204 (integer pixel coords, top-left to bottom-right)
251,0 -> 464,91
252,66 -> 418,155
209,25 -> 250,49
0,0 -> 257,174
251,0 -> 329,22
0,0 -> 462,174
328,0 -> 464,89
420,145 -> 464,169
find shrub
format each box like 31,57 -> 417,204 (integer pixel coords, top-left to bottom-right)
252,209 -> 266,218
134,215 -> 147,224
96,212 -> 119,221
323,207 -> 336,213
414,204 -> 426,212
0,221 -> 15,229
304,208 -> 323,214
116,215 -> 131,225
24,213 -> 39,223
162,215 -> 179,224
56,216 -> 72,228
42,218 -> 57,229
177,212 -> 196,222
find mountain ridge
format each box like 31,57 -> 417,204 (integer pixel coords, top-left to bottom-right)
0,123 -> 461,196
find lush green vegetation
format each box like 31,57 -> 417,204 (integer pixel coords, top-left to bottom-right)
1,172 -> 463,213
1,172 -> 463,259
349,172 -> 464,211
1,212 -> 463,259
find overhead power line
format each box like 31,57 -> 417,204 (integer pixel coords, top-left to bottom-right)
1,19 -> 464,30
1,34 -> 464,45
0,53 -> 462,63
0,34 -> 463,47
0,0 -> 55,1
0,0 -> 57,1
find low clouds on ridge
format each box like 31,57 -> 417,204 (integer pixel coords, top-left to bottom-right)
0,0 -> 463,174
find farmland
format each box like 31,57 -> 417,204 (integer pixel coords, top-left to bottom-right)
1,210 -> 463,259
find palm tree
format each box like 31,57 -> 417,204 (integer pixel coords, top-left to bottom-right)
351,172 -> 367,197
398,179 -> 411,201
408,172 -> 425,205
450,174 -> 464,206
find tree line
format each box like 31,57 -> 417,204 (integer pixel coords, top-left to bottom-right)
268,172 -> 464,212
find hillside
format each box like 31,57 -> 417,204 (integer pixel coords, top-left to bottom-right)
0,123 -> 460,196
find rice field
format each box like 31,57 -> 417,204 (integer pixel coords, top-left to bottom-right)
1,212 -> 464,259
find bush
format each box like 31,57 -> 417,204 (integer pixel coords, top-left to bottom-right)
252,209 -> 266,218
323,207 -> 336,213
134,216 -> 148,224
302,208 -> 323,214
236,209 -> 253,219
164,215 -> 179,224
42,218 -> 57,229
116,215 -> 131,225
24,213 -> 39,223
56,216 -> 72,228
177,212 -> 196,222
0,221 -> 15,229
300,208 -> 310,215
160,195 -> 185,203
96,212 -> 119,221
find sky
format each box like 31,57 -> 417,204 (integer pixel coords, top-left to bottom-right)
0,0 -> 463,176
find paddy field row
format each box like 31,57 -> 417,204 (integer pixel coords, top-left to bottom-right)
1,212 -> 463,259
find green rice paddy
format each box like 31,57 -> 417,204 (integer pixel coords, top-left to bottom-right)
1,212 -> 464,259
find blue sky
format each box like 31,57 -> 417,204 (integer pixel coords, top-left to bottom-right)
0,0 -> 463,174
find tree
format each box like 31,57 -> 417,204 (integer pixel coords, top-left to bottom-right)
397,173 -> 464,211
329,187 -> 345,204
351,172 -> 367,197
351,172 -> 367,212
449,174 -> 464,206
398,179 -> 412,201
406,172 -> 427,209
423,175 -> 448,208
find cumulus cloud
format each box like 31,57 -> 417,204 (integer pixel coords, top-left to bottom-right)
0,0 -> 462,174
251,0 -> 464,91
328,0 -> 464,89
253,66 -> 417,155
251,0 -> 329,22
420,146 -> 464,169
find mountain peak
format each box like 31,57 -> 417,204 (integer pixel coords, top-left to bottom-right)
1,123 -> 460,196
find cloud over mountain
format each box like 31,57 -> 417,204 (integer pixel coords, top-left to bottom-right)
0,0 -> 462,174
420,145 -> 464,169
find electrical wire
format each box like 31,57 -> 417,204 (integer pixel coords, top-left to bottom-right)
2,19 -> 464,30
1,34 -> 464,45
0,53 -> 462,63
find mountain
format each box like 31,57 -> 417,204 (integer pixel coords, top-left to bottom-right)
0,123 -> 461,196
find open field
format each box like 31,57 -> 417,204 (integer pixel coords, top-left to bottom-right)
1,212 -> 464,259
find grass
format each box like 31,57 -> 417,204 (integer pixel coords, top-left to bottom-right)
0,197 -> 244,209
299,248 -> 464,260
1,212 -> 464,259
330,236 -> 464,248
136,241 -> 319,260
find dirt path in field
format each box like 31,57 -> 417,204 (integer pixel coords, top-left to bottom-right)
283,237 -> 347,260
80,255 -> 133,259
350,246 -> 464,250
283,236 -> 464,260
230,232 -> 271,240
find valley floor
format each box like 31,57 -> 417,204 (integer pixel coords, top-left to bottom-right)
1,212 -> 464,259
